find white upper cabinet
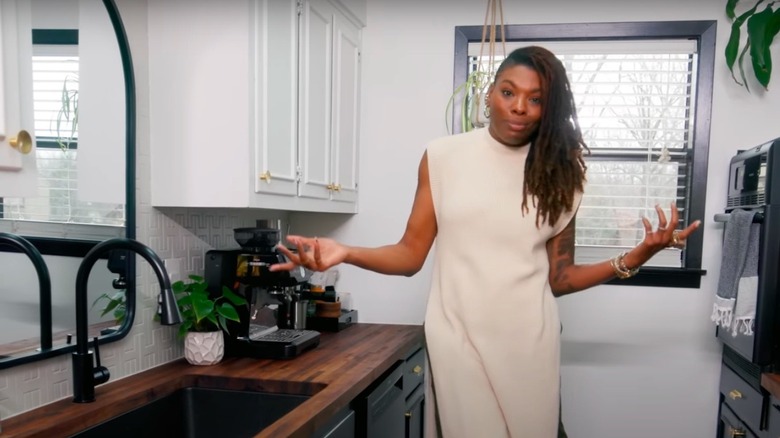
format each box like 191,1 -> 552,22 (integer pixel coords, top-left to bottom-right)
149,0 -> 363,213
0,0 -> 38,196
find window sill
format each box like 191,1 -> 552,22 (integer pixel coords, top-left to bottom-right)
604,267 -> 706,288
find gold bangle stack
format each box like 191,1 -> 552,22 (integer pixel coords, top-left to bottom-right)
610,251 -> 639,279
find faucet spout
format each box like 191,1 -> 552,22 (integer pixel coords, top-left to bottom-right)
0,233 -> 52,351
73,238 -> 182,403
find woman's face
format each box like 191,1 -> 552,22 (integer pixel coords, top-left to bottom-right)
486,64 -> 543,147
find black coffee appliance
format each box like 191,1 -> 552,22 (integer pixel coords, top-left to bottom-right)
204,223 -> 320,359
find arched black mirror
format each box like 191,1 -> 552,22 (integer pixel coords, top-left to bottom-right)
0,0 -> 135,369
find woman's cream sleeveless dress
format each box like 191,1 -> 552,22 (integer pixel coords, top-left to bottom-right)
424,128 -> 581,438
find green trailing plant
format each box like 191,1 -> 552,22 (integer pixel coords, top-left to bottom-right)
725,0 -> 780,91
446,70 -> 494,134
55,74 -> 79,151
92,290 -> 127,326
172,275 -> 247,339
445,0 -> 506,134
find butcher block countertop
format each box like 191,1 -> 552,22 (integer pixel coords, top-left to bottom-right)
1,323 -> 424,438
762,373 -> 780,400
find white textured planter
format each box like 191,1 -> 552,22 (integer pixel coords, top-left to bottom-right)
183,331 -> 224,366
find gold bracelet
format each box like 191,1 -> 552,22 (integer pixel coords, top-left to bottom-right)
610,251 -> 639,279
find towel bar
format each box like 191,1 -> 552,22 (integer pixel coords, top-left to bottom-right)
713,212 -> 764,223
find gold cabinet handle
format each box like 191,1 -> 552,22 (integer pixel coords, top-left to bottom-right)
728,389 -> 743,400
259,171 -> 272,183
729,426 -> 746,437
326,183 -> 341,192
9,130 -> 33,154
413,365 -> 422,376
405,411 -> 412,418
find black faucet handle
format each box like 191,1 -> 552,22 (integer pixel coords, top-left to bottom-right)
92,337 -> 110,385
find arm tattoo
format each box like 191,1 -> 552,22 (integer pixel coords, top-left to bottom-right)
552,220 -> 576,288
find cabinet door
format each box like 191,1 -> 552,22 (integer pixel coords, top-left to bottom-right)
298,0 -> 335,200
329,9 -> 360,204
253,0 -> 298,197
719,402 -> 757,438
149,0 -> 252,208
405,385 -> 425,438
0,0 -> 37,195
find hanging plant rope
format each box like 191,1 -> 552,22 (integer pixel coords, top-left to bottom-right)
446,0 -> 507,134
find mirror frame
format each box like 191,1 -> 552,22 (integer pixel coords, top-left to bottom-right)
0,0 -> 136,369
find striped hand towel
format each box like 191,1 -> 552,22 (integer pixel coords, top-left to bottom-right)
711,209 -> 759,335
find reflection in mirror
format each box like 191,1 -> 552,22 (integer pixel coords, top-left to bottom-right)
0,0 -> 134,368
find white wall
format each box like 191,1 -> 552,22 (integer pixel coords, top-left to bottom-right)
2,1 -> 779,436
291,0 -> 780,437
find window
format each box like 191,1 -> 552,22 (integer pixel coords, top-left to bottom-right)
0,29 -> 124,242
454,21 -> 715,288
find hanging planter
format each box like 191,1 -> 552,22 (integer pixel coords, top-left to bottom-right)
724,0 -> 780,92
446,0 -> 507,134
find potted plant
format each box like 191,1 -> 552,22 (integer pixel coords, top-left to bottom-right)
173,275 -> 247,365
445,0 -> 506,134
91,290 -> 127,336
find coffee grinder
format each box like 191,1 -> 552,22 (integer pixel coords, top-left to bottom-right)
204,221 -> 320,359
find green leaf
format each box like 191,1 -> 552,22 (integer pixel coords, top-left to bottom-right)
172,280 -> 186,293
216,302 -> 241,322
221,286 -> 247,306
726,0 -> 765,84
191,298 -> 214,323
738,37 -> 753,92
178,322 -> 191,339
747,5 -> 777,88
727,0 -> 741,20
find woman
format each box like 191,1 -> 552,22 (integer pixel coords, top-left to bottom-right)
271,46 -> 701,437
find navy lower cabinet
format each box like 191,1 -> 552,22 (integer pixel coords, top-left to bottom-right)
353,361 -> 406,438
313,406 -> 356,438
350,344 -> 427,438
403,345 -> 426,438
718,362 -> 767,438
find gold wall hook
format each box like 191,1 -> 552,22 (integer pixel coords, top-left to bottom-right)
9,130 -> 33,154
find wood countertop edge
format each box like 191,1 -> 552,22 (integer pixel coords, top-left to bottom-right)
0,323 -> 425,438
762,373 -> 780,399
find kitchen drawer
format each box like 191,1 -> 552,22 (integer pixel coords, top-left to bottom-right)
720,403 -> 758,438
404,347 -> 425,399
766,396 -> 780,438
720,363 -> 767,433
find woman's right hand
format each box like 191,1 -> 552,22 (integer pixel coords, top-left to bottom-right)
270,235 -> 348,273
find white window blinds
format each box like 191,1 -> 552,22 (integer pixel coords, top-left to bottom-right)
468,39 -> 698,267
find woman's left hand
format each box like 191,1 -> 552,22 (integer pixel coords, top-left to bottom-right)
641,202 -> 701,253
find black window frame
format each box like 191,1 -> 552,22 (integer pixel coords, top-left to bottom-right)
453,20 -> 716,288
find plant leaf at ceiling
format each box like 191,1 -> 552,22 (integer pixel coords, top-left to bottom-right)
727,0 -> 741,19
747,5 -> 780,89
725,0 -> 764,85
724,0 -> 780,91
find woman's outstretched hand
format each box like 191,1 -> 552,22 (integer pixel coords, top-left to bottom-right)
641,202 -> 701,254
270,235 -> 348,273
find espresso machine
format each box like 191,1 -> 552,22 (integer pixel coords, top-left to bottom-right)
204,223 -> 320,359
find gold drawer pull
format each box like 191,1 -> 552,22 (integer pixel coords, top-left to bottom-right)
259,171 -> 272,183
729,426 -> 746,437
728,389 -> 743,400
412,365 -> 422,376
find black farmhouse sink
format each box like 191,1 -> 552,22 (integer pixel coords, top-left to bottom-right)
71,386 -> 309,438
